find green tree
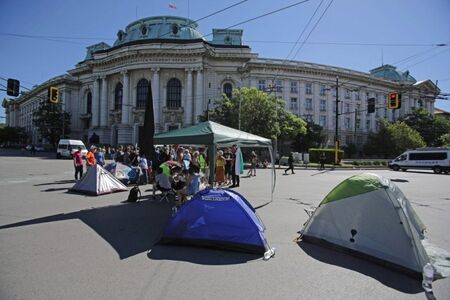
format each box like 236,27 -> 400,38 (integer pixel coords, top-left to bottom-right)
363,120 -> 425,158
292,120 -> 325,152
33,102 -> 71,148
209,87 -> 307,140
0,126 -> 28,145
401,108 -> 450,146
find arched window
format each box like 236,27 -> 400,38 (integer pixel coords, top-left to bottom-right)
167,78 -> 181,108
136,79 -> 149,109
86,91 -> 92,114
418,99 -> 423,108
223,83 -> 233,98
114,82 -> 123,110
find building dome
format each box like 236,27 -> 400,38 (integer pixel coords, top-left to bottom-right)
113,16 -> 204,46
370,64 -> 416,84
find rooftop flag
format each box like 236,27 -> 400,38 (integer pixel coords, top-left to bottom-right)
169,3 -> 176,9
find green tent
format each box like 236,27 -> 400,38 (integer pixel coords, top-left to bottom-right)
154,121 -> 275,193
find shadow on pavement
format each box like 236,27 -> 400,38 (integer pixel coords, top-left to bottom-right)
147,244 -> 261,265
297,242 -> 423,294
35,179 -> 76,186
0,198 -> 171,260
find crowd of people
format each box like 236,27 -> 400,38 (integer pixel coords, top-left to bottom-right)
72,143 -> 267,205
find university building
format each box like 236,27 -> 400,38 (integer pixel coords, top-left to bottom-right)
2,16 -> 440,147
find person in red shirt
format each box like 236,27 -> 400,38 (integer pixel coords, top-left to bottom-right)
86,146 -> 97,169
73,146 -> 84,180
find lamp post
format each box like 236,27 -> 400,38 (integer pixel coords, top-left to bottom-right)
334,76 -> 340,165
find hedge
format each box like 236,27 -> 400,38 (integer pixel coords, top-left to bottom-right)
309,148 -> 344,164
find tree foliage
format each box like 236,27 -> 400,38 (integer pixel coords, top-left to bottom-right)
209,87 -> 307,140
33,102 -> 71,148
0,126 -> 28,145
364,120 -> 425,158
401,108 -> 450,146
292,120 -> 325,152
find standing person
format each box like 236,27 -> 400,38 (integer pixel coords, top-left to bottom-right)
215,150 -> 226,186
30,144 -> 36,156
95,147 -> 105,167
231,145 -> 243,187
319,152 -> 326,170
284,152 -> 295,174
159,147 -> 170,164
223,148 -> 232,185
86,145 -> 97,169
138,154 -> 149,185
73,146 -> 84,180
247,150 -> 257,177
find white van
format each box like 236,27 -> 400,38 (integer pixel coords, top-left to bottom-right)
56,139 -> 87,158
389,148 -> 450,174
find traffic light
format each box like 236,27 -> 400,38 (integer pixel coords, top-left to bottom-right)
7,78 -> 20,97
388,92 -> 401,109
48,86 -> 59,104
367,98 -> 375,113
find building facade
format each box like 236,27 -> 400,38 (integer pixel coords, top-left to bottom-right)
2,16 -> 440,147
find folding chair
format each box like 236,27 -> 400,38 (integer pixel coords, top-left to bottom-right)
159,188 -> 174,203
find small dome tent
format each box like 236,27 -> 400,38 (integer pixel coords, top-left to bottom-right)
70,165 -> 128,195
160,189 -> 275,258
299,173 -> 450,279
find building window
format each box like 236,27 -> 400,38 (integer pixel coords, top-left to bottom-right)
223,83 -> 233,98
86,91 -> 92,114
319,85 -> 326,96
345,103 -> 351,113
114,82 -> 123,110
305,83 -> 312,95
418,99 -> 423,107
320,99 -> 326,111
305,98 -> 313,110
355,92 -> 360,101
136,79 -> 149,109
290,97 -> 298,110
276,80 -> 283,93
167,78 -> 182,108
344,117 -> 351,129
345,88 -> 350,98
356,118 -> 361,129
304,114 -> 313,122
319,115 -> 326,127
366,120 -> 371,131
290,81 -> 298,93
258,80 -> 266,91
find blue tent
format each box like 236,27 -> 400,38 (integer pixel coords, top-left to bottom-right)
160,189 -> 272,255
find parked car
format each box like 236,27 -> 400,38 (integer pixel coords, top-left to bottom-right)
56,139 -> 87,158
388,148 -> 450,174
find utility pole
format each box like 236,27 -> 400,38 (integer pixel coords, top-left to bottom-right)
354,107 -> 358,143
335,76 -> 339,165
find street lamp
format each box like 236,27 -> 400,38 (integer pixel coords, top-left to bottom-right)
334,76 -> 340,165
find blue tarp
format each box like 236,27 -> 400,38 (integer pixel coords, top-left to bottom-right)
160,188 -> 269,254
104,162 -> 139,184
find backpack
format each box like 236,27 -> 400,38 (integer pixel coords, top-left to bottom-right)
127,185 -> 141,202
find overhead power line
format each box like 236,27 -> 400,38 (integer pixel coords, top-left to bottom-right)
245,40 -> 448,47
292,0 -> 334,60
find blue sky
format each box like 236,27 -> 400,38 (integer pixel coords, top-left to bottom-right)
1,0 -> 449,122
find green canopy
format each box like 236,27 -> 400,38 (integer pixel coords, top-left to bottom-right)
153,121 -> 275,195
154,121 -> 272,147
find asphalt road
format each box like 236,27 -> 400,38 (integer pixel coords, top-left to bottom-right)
1,150 -> 449,300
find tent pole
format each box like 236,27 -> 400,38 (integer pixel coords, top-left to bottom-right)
208,144 -> 216,186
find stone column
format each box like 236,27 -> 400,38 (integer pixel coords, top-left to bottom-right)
121,70 -> 129,124
152,67 -> 160,127
92,77 -> 100,127
118,70 -> 132,145
185,68 -> 193,125
195,68 -> 203,123
100,76 -> 108,126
